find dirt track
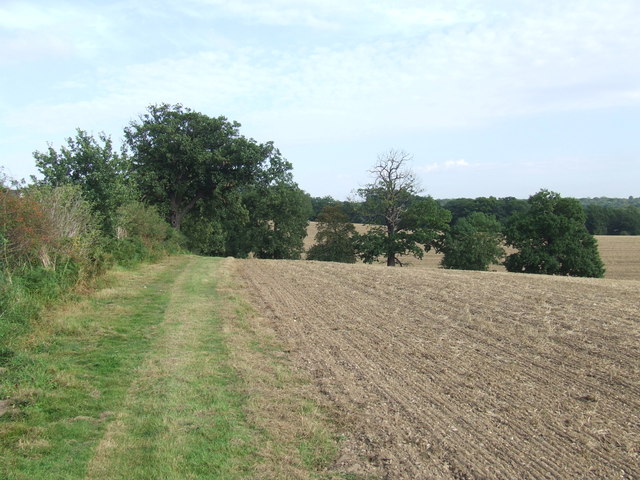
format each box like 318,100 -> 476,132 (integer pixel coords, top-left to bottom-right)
237,259 -> 640,479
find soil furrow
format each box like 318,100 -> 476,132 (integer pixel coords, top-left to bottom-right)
238,259 -> 639,479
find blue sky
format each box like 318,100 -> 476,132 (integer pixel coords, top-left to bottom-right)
1,0 -> 639,200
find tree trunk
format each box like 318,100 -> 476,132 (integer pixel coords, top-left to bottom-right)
386,223 -> 396,266
170,210 -> 184,231
169,195 -> 201,231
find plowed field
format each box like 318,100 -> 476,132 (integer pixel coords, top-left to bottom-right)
237,259 -> 640,479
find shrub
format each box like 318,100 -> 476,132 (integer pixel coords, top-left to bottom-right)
107,237 -> 152,268
116,201 -> 171,247
110,200 -> 184,265
25,185 -> 104,278
0,189 -> 52,269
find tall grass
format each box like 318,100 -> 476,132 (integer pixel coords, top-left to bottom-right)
1,184 -> 184,359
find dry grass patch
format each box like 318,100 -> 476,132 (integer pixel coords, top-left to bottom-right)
219,259 -> 340,479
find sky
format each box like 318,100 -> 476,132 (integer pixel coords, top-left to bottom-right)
1,0 -> 639,200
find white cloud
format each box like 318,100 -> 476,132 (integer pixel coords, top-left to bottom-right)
0,2 -> 124,64
419,159 -> 471,173
8,0 -> 640,148
0,33 -> 74,63
0,2 -> 66,30
3,0 -> 640,196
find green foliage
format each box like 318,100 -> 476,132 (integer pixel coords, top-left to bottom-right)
125,103 -> 272,231
401,196 -> 452,246
116,201 -> 173,247
307,206 -> 357,263
106,201 -> 184,266
354,150 -> 436,267
440,196 -> 640,236
352,227 -> 387,264
356,149 -> 450,266
440,212 -> 505,271
504,190 -> 605,278
578,196 -> 640,208
585,204 -> 610,235
607,206 -> 640,235
440,196 -> 528,226
1,184 -> 102,347
181,189 -> 248,256
0,260 -> 82,345
354,194 -> 450,265
310,196 -> 339,220
355,152 -> 451,267
33,129 -> 132,235
606,208 -> 631,235
24,184 -> 105,277
182,216 -> 229,256
107,237 -> 154,267
309,196 -> 367,223
0,178 -> 180,354
122,103 -> 309,258
585,204 -> 640,235
241,183 -> 311,259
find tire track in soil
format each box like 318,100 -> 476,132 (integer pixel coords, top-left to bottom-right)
238,259 -> 640,479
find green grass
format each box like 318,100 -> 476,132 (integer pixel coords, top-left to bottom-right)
0,255 -> 342,479
1,259 -> 179,479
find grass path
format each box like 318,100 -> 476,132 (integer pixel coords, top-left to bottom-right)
86,256 -> 256,479
0,256 -> 338,479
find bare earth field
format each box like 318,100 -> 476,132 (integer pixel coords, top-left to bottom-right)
237,259 -> 640,479
305,223 -> 640,280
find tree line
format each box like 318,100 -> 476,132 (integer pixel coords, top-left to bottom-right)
31,104 -> 312,260
0,103 -> 621,419
307,149 -> 605,278
2,103 -> 618,341
311,194 -> 640,236
1,103 -> 312,347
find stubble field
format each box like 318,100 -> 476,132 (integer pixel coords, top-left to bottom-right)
305,222 -> 640,280
237,258 -> 640,478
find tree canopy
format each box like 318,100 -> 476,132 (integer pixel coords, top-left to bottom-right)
122,103 -> 310,258
355,150 -> 451,266
21,104 -> 631,278
307,205 -> 357,263
125,104 -> 271,230
504,190 -> 605,277
440,212 -> 505,271
33,129 -> 131,234
239,182 -> 311,259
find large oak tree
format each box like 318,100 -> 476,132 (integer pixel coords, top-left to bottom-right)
504,189 -> 605,277
124,103 -> 275,231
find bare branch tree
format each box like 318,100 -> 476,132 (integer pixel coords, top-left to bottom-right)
358,149 -> 431,266
368,149 -> 420,237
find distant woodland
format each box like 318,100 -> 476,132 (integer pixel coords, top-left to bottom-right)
310,195 -> 640,235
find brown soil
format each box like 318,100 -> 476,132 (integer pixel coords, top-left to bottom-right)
237,259 -> 640,479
